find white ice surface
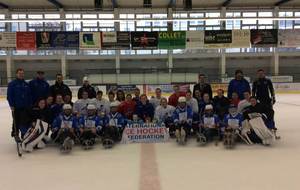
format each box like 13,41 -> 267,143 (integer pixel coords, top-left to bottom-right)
0,94 -> 299,190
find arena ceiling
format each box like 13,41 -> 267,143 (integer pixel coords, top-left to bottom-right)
0,0 -> 299,10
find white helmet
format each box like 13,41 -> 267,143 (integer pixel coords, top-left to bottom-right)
205,104 -> 213,110
63,104 -> 72,110
87,104 -> 96,110
178,97 -> 186,103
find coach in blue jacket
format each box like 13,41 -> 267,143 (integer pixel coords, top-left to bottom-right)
227,70 -> 250,100
29,71 -> 49,105
7,68 -> 32,137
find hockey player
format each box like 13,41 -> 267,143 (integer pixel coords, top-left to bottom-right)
119,94 -> 136,120
193,73 -> 213,99
223,105 -> 244,148
46,96 -> 54,108
230,92 -> 240,107
243,96 -> 275,145
173,97 -> 193,144
91,90 -> 110,115
102,102 -> 126,148
50,94 -> 64,119
132,88 -> 141,103
200,104 -> 220,143
116,90 -> 126,102
51,104 -> 78,153
64,94 -> 74,107
149,88 -> 163,109
199,93 -> 214,117
78,104 -> 100,149
73,91 -> 92,117
213,89 -> 230,120
237,91 -> 251,114
135,94 -> 155,121
154,98 -> 175,136
108,91 -> 120,106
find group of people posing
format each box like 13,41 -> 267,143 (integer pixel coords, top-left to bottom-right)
7,68 -> 277,152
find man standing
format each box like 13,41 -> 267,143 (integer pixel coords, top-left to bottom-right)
7,68 -> 32,138
77,77 -> 96,99
168,85 -> 186,107
193,74 -> 213,99
227,70 -> 250,100
149,88 -> 163,109
252,69 -> 275,108
29,71 -> 49,105
49,74 -> 72,99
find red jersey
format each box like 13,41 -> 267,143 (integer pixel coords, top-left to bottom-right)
119,100 -> 136,119
168,92 -> 186,107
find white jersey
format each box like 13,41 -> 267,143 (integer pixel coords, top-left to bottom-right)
186,97 -> 199,114
149,97 -> 162,109
238,99 -> 251,114
154,105 -> 175,122
73,98 -> 93,116
90,98 -> 110,114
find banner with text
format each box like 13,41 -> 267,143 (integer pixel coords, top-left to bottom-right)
106,84 -> 137,94
186,31 -> 204,49
121,123 -> 169,144
131,32 -> 158,49
79,32 -> 101,49
278,29 -> 300,47
0,32 -> 16,48
231,30 -> 251,48
51,32 -> 79,48
36,32 -> 52,49
16,32 -> 36,50
158,31 -> 186,49
101,32 -> 131,49
204,30 -> 232,48
251,29 -> 278,47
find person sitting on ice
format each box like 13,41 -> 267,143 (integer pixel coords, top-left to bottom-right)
21,98 -> 51,152
173,97 -> 193,144
119,94 -> 136,120
73,91 -> 92,117
149,88 -> 163,109
78,104 -> 100,149
198,93 -> 214,117
102,102 -> 126,148
135,94 -> 154,122
230,92 -> 240,107
51,104 -> 79,152
200,104 -> 220,143
222,105 -> 246,147
213,89 -> 230,120
154,98 -> 175,135
242,96 -> 275,145
237,91 -> 251,114
50,94 -> 64,119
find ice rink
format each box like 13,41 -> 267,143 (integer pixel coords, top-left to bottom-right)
0,94 -> 299,190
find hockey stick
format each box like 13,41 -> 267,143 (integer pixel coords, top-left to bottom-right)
12,111 -> 22,157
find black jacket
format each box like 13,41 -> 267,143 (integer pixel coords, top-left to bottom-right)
31,107 -> 53,124
49,82 -> 72,98
213,95 -> 230,119
77,85 -> 96,99
243,103 -> 274,121
252,78 -> 275,105
193,82 -> 213,100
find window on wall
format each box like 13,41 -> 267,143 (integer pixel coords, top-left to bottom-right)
66,14 -> 81,31
242,12 -> 257,29
152,14 -> 168,31
173,13 -> 188,31
189,13 -> 205,30
11,14 -> 27,31
226,12 -> 241,30
98,14 -> 115,31
0,14 -> 5,31
120,14 -> 135,31
294,12 -> 300,28
279,11 -> 293,29
258,12 -> 273,29
136,14 -> 152,31
205,12 -> 220,30
28,14 -> 44,31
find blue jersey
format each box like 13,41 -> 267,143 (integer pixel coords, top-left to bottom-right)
98,115 -> 109,128
52,114 -> 78,131
7,79 -> 32,108
78,115 -> 101,128
202,113 -> 220,128
108,112 -> 126,128
29,78 -> 49,104
223,113 -> 243,129
173,106 -> 193,125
